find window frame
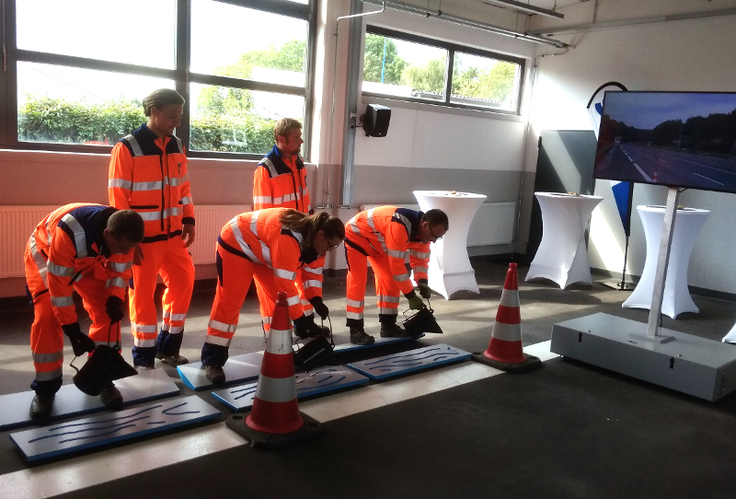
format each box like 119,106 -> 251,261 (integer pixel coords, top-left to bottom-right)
0,0 -> 316,161
362,25 -> 526,116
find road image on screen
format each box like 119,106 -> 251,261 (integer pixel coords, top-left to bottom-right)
594,91 -> 736,194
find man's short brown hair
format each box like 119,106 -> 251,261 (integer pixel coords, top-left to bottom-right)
273,118 -> 302,142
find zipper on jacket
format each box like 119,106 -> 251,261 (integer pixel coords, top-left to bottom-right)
159,152 -> 165,233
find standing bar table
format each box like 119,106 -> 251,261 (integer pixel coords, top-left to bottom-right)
622,205 -> 709,319
413,190 -> 487,299
526,192 -> 603,289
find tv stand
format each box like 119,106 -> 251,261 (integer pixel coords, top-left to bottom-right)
551,187 -> 736,401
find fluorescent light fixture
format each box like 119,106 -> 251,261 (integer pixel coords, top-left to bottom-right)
482,0 -> 565,19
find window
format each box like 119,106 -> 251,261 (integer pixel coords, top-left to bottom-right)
362,26 -> 524,114
2,0 -> 314,159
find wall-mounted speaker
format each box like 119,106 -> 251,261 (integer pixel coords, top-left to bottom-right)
363,104 -> 391,137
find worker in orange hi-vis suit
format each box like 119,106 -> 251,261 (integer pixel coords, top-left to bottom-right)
25,204 -> 144,420
344,206 -> 449,345
200,208 -> 344,385
252,118 -> 328,336
108,88 -> 196,369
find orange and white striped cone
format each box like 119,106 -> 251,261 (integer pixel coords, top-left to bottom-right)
226,292 -> 322,448
473,263 -> 541,372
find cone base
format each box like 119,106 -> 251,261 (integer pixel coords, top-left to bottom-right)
472,352 -> 542,372
226,411 -> 322,449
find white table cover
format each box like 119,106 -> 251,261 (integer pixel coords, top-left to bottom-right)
526,192 -> 603,289
623,205 -> 709,319
413,190 -> 487,300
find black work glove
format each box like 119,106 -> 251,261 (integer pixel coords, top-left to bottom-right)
105,296 -> 125,324
309,297 -> 329,320
293,315 -> 320,339
62,322 -> 96,356
405,291 -> 425,311
417,281 -> 432,299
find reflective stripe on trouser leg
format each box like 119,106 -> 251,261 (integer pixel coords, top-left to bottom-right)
158,238 -> 194,355
346,244 -> 368,326
74,273 -> 121,345
129,241 -> 166,365
371,254 -> 401,317
29,289 -> 64,386
255,279 -> 275,333
202,246 -> 255,366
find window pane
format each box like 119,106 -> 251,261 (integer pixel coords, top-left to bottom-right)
17,62 -> 172,145
362,34 -> 447,101
16,0 -> 176,69
450,52 -> 521,112
191,0 -> 308,87
189,83 -> 305,155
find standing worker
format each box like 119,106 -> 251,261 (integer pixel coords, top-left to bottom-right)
344,206 -> 448,345
108,88 -> 195,369
26,204 -> 144,419
200,208 -> 344,384
252,118 -> 329,334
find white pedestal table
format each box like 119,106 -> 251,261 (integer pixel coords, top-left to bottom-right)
526,192 -> 603,289
413,190 -> 487,300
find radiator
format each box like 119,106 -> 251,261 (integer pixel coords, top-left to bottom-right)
360,202 -> 516,247
0,206 -> 57,279
188,205 -> 251,265
0,205 -> 250,278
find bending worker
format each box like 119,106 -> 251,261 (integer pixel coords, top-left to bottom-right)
200,208 -> 344,384
26,203 -> 144,420
108,88 -> 195,369
252,118 -> 329,334
345,206 -> 448,345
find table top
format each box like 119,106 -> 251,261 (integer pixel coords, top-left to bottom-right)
637,205 -> 710,215
535,192 -> 604,201
413,190 -> 487,200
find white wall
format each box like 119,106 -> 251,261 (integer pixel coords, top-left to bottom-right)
528,10 -> 736,294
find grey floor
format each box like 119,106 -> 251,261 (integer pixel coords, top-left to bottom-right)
3,258 -> 736,498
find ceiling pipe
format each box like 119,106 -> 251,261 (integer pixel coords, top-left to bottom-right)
527,7 -> 736,35
362,0 -> 570,48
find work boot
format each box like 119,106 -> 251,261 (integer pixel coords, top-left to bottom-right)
380,322 -> 410,338
100,384 -> 123,409
204,365 -> 226,385
350,327 -> 375,345
29,393 -> 55,420
156,353 -> 190,366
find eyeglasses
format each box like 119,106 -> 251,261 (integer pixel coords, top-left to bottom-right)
428,227 -> 444,242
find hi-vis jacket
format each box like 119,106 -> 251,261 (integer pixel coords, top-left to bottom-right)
253,145 -> 310,213
108,124 -> 195,242
218,208 -> 309,320
345,206 -> 431,295
25,203 -> 134,326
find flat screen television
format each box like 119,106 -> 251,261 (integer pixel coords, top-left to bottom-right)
594,91 -> 736,194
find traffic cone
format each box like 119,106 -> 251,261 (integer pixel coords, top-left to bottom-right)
226,292 -> 322,448
472,263 -> 541,372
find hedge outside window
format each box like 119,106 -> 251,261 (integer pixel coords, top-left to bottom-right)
4,0 -> 313,159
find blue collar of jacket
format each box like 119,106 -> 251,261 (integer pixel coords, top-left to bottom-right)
394,207 -> 425,242
269,145 -> 305,171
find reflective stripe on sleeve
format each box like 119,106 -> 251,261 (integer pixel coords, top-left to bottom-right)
47,262 -> 74,277
274,268 -> 297,281
108,178 -> 133,190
